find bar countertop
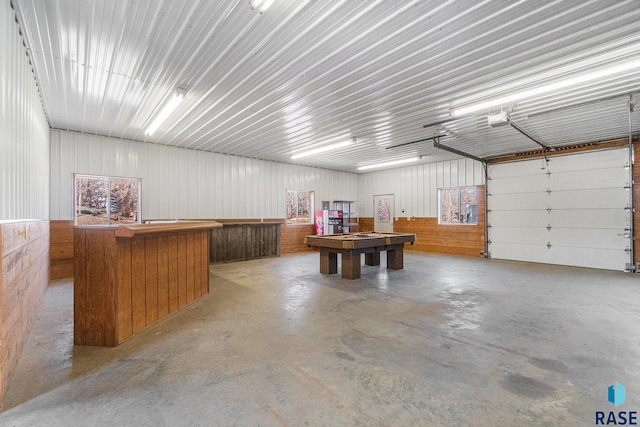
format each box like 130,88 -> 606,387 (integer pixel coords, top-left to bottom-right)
114,221 -> 222,237
74,221 -> 223,237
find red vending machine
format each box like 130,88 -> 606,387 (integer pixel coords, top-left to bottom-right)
315,209 -> 342,236
315,210 -> 343,235
315,210 -> 328,235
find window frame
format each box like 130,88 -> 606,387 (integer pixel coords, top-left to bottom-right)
438,185 -> 478,225
286,189 -> 315,225
73,173 -> 142,226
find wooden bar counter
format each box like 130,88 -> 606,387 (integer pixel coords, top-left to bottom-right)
74,221 -> 222,346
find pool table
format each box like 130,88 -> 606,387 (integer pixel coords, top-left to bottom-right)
304,232 -> 416,279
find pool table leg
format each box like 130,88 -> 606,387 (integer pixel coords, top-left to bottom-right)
342,251 -> 361,280
365,252 -> 380,266
320,249 -> 338,275
387,246 -> 404,270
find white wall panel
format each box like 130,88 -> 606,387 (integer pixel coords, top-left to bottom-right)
357,159 -> 484,218
0,1 -> 49,220
50,130 -> 357,220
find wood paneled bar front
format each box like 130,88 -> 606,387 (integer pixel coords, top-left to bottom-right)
74,221 -> 222,347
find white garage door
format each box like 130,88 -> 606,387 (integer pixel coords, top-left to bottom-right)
487,148 -> 631,271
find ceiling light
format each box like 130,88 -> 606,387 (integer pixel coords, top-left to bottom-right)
145,88 -> 186,136
291,138 -> 355,160
357,157 -> 421,171
450,58 -> 640,117
249,0 -> 275,13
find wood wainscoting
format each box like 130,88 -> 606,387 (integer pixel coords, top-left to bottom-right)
281,223 -> 315,254
359,218 -> 374,232
0,220 -> 50,412
395,218 -> 484,257
359,217 -> 484,257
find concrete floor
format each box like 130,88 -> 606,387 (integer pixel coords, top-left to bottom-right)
2,251 -> 640,426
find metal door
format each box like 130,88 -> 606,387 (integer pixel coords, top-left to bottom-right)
374,194 -> 394,232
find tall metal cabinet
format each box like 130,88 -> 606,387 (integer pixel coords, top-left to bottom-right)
332,200 -> 359,233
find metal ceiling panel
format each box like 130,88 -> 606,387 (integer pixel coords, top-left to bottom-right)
13,0 -> 640,173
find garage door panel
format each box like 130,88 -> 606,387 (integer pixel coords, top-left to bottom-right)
487,227 -> 625,250
489,226 -> 548,245
490,245 -> 628,271
488,210 -> 550,228
489,192 -> 549,210
549,169 -> 628,191
488,207 -> 629,229
489,175 -> 549,194
548,209 -> 629,229
546,246 -> 628,271
549,228 -> 628,250
488,160 -> 548,179
489,243 -> 549,264
546,148 -> 628,173
549,189 -> 629,209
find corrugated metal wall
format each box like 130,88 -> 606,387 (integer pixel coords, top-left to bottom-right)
50,130 -> 358,220
0,1 -> 50,220
357,159 -> 485,218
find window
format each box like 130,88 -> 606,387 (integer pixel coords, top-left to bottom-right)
438,186 -> 478,225
286,190 -> 314,224
74,174 -> 141,226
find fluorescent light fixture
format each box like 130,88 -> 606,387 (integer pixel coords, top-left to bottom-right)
450,58 -> 640,117
145,88 -> 186,136
249,0 -> 275,13
291,138 -> 355,160
357,157 -> 421,171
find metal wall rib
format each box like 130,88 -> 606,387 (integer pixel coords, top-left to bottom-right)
1,0 -> 50,220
